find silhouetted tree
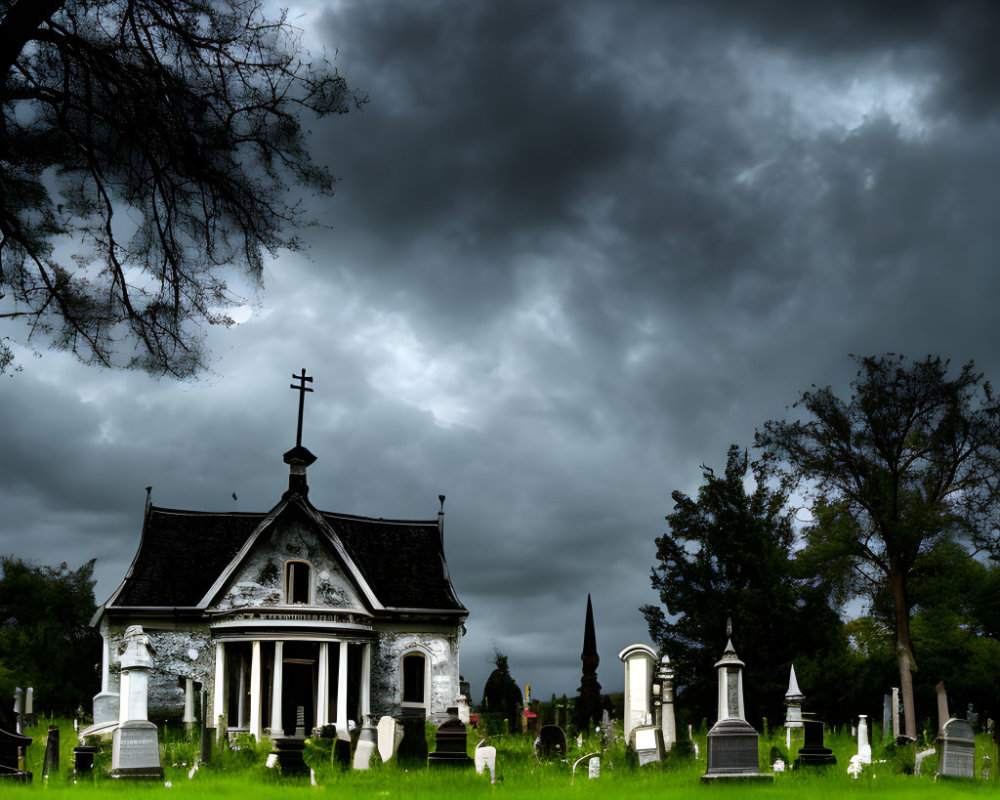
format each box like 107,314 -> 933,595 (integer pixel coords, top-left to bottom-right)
0,556 -> 101,724
642,445 -> 845,727
0,0 -> 364,376
756,354 -> 1000,740
481,649 -> 522,734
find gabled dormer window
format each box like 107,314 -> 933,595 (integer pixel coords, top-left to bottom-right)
285,560 -> 311,605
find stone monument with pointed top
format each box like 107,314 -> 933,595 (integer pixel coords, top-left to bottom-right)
784,664 -> 805,751
702,625 -> 769,781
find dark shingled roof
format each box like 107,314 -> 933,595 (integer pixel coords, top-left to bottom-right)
108,498 -> 466,614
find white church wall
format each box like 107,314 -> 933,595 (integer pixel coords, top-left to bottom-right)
376,625 -> 462,722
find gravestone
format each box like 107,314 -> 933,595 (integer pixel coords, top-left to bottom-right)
702,637 -> 768,781
377,716 -> 400,763
588,755 -> 600,778
537,725 -> 567,761
12,688 -> 23,735
428,718 -> 473,768
891,687 -> 900,740
937,718 -> 975,779
600,709 -> 614,747
656,655 -> 677,750
474,739 -> 497,783
633,725 -> 663,765
856,715 -> 871,763
397,717 -> 428,765
42,725 -> 59,777
271,737 -> 308,775
794,719 -> 836,768
111,626 -> 163,779
883,694 -> 892,742
353,721 -> 376,770
618,644 -> 656,745
784,665 -> 805,752
0,727 -> 32,782
72,745 -> 100,776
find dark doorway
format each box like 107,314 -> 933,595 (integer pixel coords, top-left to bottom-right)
282,641 -> 318,736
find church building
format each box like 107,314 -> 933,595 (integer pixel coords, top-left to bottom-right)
88,371 -> 468,741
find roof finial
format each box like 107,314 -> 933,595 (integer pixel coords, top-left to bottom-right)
283,368 -> 317,497
726,616 -> 732,638
290,368 -> 313,448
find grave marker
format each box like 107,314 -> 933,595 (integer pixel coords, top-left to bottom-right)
0,726 -> 32,782
938,718 -> 975,779
111,626 -> 163,779
428,718 -> 473,768
702,635 -> 769,781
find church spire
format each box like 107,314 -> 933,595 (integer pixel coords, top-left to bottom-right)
575,593 -> 602,731
283,368 -> 317,496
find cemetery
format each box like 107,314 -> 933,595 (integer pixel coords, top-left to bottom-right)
3,363 -> 1000,798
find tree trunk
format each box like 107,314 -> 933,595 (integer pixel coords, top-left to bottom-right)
890,567 -> 917,741
0,0 -> 65,88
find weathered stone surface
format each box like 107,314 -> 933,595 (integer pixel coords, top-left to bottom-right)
111,721 -> 163,779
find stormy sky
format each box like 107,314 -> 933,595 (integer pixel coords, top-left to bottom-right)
4,0 -> 1000,704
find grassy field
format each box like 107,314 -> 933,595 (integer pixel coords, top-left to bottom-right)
7,717 -> 1000,799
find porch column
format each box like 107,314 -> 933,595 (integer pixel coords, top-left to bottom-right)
101,633 -> 110,692
360,643 -> 371,722
336,640 -> 348,738
249,641 -> 262,740
183,678 -> 196,727
213,642 -> 226,740
317,642 -> 330,728
270,641 -> 284,736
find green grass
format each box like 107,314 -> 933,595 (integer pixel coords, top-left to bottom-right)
6,719 -> 999,799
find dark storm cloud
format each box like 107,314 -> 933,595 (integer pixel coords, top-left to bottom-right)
5,0 -> 1000,702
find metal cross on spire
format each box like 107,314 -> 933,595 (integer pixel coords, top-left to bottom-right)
290,368 -> 313,448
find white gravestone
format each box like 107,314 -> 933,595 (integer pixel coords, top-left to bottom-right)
634,726 -> 662,765
353,720 -> 377,770
474,738 -> 497,783
856,715 -> 871,763
589,756 -> 600,778
377,716 -> 398,763
111,626 -> 163,779
618,644 -> 657,745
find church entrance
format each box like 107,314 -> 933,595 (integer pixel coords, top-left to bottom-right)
281,641 -> 318,736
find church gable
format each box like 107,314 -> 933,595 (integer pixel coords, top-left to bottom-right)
210,514 -> 367,613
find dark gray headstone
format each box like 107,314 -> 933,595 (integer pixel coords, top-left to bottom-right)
111,720 -> 163,779
42,726 -> 59,777
938,718 -> 975,779
271,737 -> 308,775
795,719 -> 836,768
72,745 -> 99,776
703,718 -> 761,780
537,725 -> 567,761
0,727 -> 32,782
428,718 -> 473,768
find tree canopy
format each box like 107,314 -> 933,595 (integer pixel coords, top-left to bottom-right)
642,445 -> 845,727
0,0 -> 363,377
756,353 -> 1000,739
0,556 -> 101,725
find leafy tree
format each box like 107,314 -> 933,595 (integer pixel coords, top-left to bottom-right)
0,556 -> 102,724
480,649 -> 522,734
756,354 -> 1000,739
641,445 -> 846,727
0,0 -> 364,377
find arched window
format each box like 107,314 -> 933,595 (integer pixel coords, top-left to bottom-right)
285,560 -> 311,605
401,652 -> 426,705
